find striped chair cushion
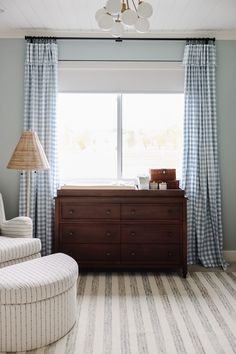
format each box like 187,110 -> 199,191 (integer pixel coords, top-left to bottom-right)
0,253 -> 41,269
0,236 -> 41,264
0,253 -> 78,305
0,216 -> 32,238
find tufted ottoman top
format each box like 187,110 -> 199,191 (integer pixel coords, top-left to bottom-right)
0,253 -> 78,305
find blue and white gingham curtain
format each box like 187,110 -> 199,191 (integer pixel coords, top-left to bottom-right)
19,38 -> 58,255
182,40 -> 227,268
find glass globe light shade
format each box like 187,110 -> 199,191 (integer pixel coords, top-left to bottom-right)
121,8 -> 138,26
137,1 -> 153,18
111,21 -> 124,37
98,13 -> 114,30
135,17 -> 150,32
95,7 -> 106,22
106,0 -> 122,15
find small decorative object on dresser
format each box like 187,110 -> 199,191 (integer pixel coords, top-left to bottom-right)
137,175 -> 149,190
159,182 -> 167,190
149,181 -> 158,190
149,168 -> 179,189
150,168 -> 176,182
55,189 -> 187,277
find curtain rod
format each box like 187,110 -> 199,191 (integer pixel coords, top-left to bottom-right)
25,36 -> 215,43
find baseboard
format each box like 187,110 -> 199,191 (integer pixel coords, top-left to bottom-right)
223,251 -> 236,262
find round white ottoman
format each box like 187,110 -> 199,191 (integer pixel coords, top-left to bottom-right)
0,253 -> 78,352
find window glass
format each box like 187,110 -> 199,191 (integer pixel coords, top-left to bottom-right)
58,93 -> 117,184
58,93 -> 183,184
122,94 -> 184,179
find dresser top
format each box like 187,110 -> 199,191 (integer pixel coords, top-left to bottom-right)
56,188 -> 185,198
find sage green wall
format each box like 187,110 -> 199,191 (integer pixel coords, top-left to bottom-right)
0,39 -> 24,217
58,39 -> 185,61
216,41 -> 236,250
0,38 -> 235,250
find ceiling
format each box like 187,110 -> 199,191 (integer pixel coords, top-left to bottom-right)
0,0 -> 236,38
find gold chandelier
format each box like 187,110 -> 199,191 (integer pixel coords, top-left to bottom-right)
95,0 -> 153,37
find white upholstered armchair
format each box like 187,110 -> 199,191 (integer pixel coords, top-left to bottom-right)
0,193 -> 41,268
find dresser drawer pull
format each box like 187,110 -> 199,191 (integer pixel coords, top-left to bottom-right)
106,209 -> 111,216
106,232 -> 112,237
131,209 -> 136,215
168,209 -> 173,214
69,210 -> 74,215
130,251 -> 136,256
106,252 -> 111,256
168,252 -> 173,257
130,232 -> 136,237
69,231 -> 74,236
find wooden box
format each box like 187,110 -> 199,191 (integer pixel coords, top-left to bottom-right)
149,169 -> 176,182
167,180 -> 180,189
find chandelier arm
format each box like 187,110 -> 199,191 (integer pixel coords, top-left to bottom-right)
121,1 -> 126,12
131,0 -> 138,12
126,0 -> 130,9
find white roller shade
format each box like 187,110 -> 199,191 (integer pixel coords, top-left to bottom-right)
58,61 -> 184,93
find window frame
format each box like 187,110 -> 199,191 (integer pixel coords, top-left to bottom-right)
58,61 -> 184,185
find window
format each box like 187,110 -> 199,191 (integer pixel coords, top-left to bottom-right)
58,93 -> 117,182
58,93 -> 184,184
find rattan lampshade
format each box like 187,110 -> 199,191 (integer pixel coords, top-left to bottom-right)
7,131 -> 49,171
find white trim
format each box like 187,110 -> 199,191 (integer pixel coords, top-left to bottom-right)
1,30 -> 236,40
223,251 -> 236,262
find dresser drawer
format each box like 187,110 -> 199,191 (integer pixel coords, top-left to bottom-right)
121,244 -> 180,263
61,204 -> 120,219
121,225 -> 180,244
62,244 -> 120,261
121,204 -> 181,220
61,223 -> 120,243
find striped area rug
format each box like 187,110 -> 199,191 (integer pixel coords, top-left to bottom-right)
1,272 -> 236,354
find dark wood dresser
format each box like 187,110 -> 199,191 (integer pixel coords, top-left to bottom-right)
54,189 -> 187,277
